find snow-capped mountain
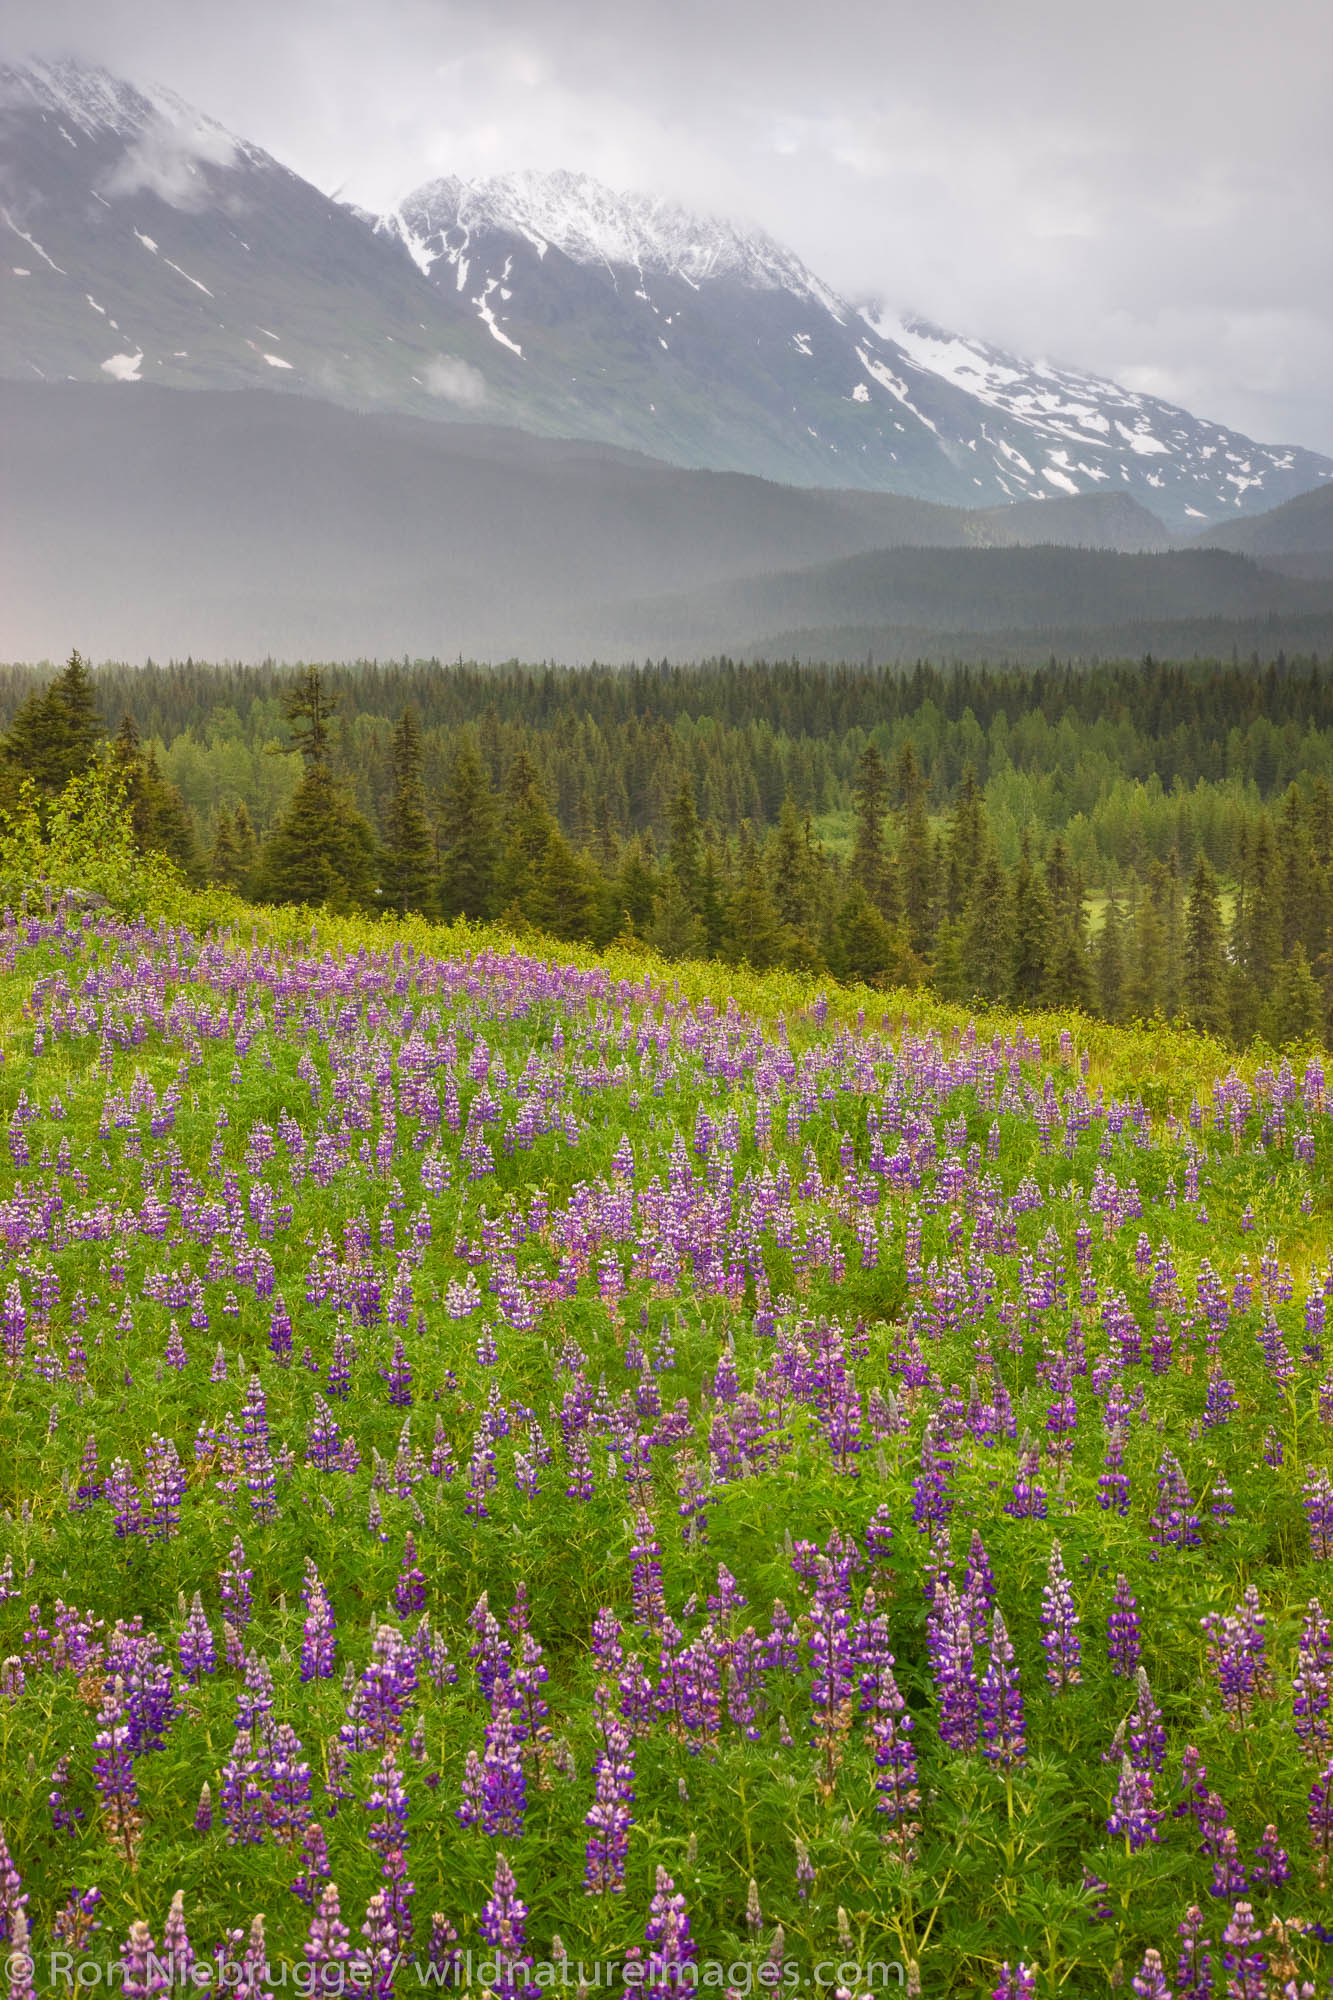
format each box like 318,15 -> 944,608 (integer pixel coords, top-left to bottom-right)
379,169 -> 1332,528
861,309 -> 1322,523
2,57 -> 1329,530
0,58 -> 525,419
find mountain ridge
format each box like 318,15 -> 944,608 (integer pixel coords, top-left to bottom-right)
1,55 -> 1329,529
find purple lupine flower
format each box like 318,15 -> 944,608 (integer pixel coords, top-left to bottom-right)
383,1338 -> 413,1408
1127,1667 -> 1166,1774
979,1609 -> 1025,1770
1040,1541 -> 1081,1691
218,1728 -> 267,1848
1097,1425 -> 1130,1516
1308,1758 -> 1333,1884
1249,1823 -> 1290,1889
46,1755 -> 82,1834
1304,1467 -> 1333,1560
268,1294 -> 293,1366
1175,1906 -> 1211,2000
871,1659 -> 920,1860
644,1865 -> 697,1989
291,1820 -> 332,1904
242,1374 -> 278,1522
4,1909 -> 34,2000
1175,1746 -> 1229,1859
1201,1586 -> 1270,1731
301,1569 -> 337,1683
304,1884 -> 352,1976
365,1749 -> 414,1953
629,1512 -> 667,1635
194,1782 -> 212,1834
0,1827 -> 26,1943
162,1893 -> 194,1989
52,1888 -> 102,1952
423,1917 -> 462,1991
179,1594 -> 215,1684
71,1433 -> 102,1512
1293,1597 -> 1332,1761
992,1967 -> 1035,2000
141,1436 -> 185,1542
266,1722 -> 314,1845
119,1920 -> 166,2000
1149,1450 -> 1201,1552
930,1584 -> 979,1753
91,1678 -> 140,1857
961,1532 -> 997,1630
341,1624 -> 417,1753
105,1458 -> 141,1540
591,1610 -> 624,1674
1131,1950 -> 1171,2000
584,1689 -> 635,1895
478,1853 -> 535,2000
220,1538 -> 254,1630
393,1533 -> 427,1619
865,1503 -> 895,1566
911,1418 -> 955,1535
1004,1443 -> 1048,1520
1208,1827 -> 1249,1900
1219,1902 -> 1263,2000
478,1701 -> 526,1838
808,1561 -> 855,1792
1107,1574 -> 1141,1678
1107,1756 -> 1162,1851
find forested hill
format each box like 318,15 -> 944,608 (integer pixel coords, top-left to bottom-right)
6,652 -> 1333,1056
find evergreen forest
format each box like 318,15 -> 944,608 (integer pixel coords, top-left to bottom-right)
5,649 -> 1333,1049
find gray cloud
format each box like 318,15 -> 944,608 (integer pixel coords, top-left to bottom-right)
102,110 -> 238,208
4,0 -> 1331,450
422,354 -> 487,407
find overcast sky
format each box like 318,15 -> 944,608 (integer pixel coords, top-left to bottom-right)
9,0 -> 1332,452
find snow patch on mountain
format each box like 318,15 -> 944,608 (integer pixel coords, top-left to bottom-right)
1,57 -> 257,209
387,168 -> 849,313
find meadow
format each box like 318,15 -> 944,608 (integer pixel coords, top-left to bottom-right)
0,859 -> 1329,2000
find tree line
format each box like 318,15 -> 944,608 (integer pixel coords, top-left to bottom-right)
2,653 -> 1331,1049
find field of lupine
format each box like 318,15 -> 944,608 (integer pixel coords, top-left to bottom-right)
0,893 -> 1332,1999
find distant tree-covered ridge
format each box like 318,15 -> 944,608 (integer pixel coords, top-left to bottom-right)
4,650 -> 1333,1049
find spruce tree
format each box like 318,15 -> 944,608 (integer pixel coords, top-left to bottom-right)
1125,881 -> 1168,1021
1159,852 -> 1185,1021
1182,855 -> 1228,1036
2,650 -> 104,793
648,871 -> 704,959
900,790 -> 938,959
282,666 -> 335,766
960,844 -> 1012,1002
615,839 -> 661,937
112,713 -> 203,881
232,805 -> 258,886
1010,834 -> 1055,1006
666,780 -> 704,913
769,795 -> 813,937
381,709 -> 437,917
1264,944 -> 1321,1048
828,886 -> 898,987
251,764 -> 379,913
1095,891 -> 1127,1023
696,849 -> 728,958
494,753 -> 557,923
851,744 -> 893,918
724,824 -> 784,971
210,810 -> 242,890
945,767 -> 985,920
438,738 -> 500,920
